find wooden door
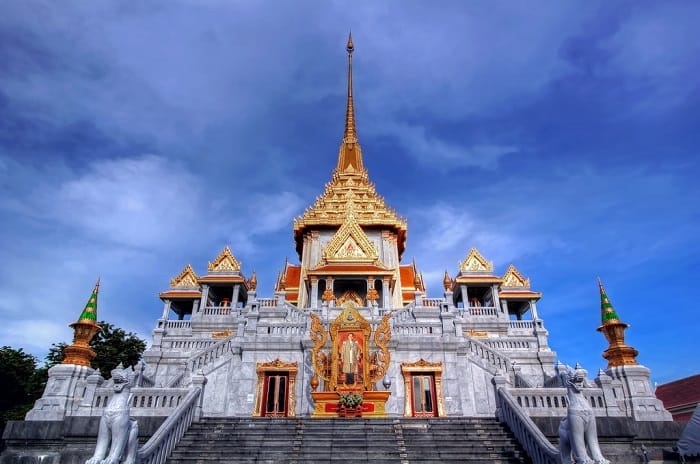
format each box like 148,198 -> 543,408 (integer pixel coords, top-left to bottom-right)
411,374 -> 437,417
262,373 -> 288,417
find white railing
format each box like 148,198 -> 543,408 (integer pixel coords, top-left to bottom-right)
466,337 -> 510,373
509,320 -> 534,329
497,387 -> 561,464
421,298 -> 444,308
283,302 -> 309,322
483,338 -> 535,351
202,306 -> 241,317
509,387 -> 608,417
257,298 -> 277,308
461,306 -> 498,317
261,322 -> 308,336
163,320 -> 191,329
162,339 -> 219,351
137,387 -> 202,464
91,388 -> 191,415
392,324 -> 439,336
189,336 -> 233,372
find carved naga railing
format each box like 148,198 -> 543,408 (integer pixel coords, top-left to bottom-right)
137,386 -> 202,464
496,386 -> 561,464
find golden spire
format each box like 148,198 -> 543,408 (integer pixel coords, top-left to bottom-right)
63,279 -> 102,367
293,34 -> 407,260
336,32 -> 364,174
596,278 -> 638,368
344,32 -> 356,144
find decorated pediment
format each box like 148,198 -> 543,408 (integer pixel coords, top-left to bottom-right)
459,247 -> 493,273
502,264 -> 530,288
208,246 -> 241,273
170,264 -> 199,288
323,212 -> 380,264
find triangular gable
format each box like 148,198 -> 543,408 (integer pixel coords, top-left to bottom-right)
502,264 -> 530,288
170,264 -> 199,288
323,212 -> 379,264
458,247 -> 493,273
207,246 -> 241,272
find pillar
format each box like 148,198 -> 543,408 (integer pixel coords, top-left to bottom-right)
161,300 -> 172,319
310,277 -> 319,309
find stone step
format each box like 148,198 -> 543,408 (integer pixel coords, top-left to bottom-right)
166,417 -> 529,463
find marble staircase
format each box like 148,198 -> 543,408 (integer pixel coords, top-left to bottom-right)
167,417 -> 529,463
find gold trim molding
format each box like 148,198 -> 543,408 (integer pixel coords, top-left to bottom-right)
401,359 -> 446,418
253,359 -> 298,417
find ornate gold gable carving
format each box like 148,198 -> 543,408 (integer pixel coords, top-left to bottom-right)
337,290 -> 364,306
208,246 -> 241,272
502,264 -> 530,288
459,247 -> 494,273
170,264 -> 199,288
309,302 -> 391,393
322,211 -> 381,265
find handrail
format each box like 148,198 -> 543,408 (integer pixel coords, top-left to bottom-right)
497,386 -> 561,464
189,335 -> 234,372
137,387 -> 201,464
466,336 -> 510,374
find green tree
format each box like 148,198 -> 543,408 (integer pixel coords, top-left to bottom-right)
45,321 -> 146,378
0,346 -> 46,425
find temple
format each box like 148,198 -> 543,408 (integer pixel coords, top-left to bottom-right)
7,36 -> 678,463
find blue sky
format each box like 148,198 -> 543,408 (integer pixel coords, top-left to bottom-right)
1,1 -> 698,384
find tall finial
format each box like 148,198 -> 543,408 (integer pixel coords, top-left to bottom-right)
344,32 -> 357,144
596,278 -> 638,368
63,278 -> 102,367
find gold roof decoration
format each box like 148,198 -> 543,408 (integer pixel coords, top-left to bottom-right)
501,264 -> 530,288
293,36 -> 407,259
443,270 -> 453,292
320,207 -> 383,266
207,246 -> 241,273
170,264 -> 199,288
458,247 -> 494,273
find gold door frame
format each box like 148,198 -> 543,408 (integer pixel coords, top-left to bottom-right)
253,359 -> 298,417
401,359 -> 446,417
329,302 -> 371,391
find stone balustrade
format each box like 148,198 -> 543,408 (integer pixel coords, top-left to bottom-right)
459,305 -> 498,317
257,298 -> 277,308
260,322 -> 308,336
466,337 -> 510,373
392,324 -> 440,336
202,305 -> 242,317
137,387 -> 202,464
496,386 -> 561,464
162,320 -> 191,329
189,336 -> 233,372
163,339 -> 220,351
483,338 -> 535,351
509,387 -> 608,417
421,298 -> 444,308
90,387 -> 192,417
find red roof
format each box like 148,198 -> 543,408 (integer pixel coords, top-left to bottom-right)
655,374 -> 700,421
284,265 -> 302,289
399,265 -> 416,288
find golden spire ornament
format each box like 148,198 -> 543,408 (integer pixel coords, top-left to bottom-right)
596,278 -> 638,368
62,278 -> 102,367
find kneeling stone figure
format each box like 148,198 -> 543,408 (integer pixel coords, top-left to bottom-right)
86,365 -> 139,464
